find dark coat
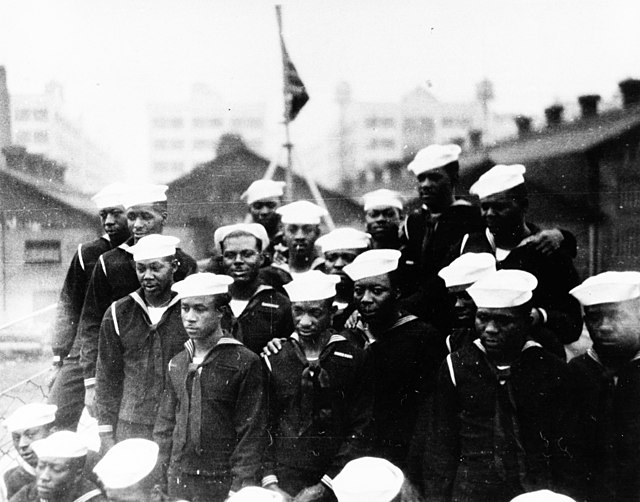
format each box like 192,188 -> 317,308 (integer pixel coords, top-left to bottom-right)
425,341 -> 575,502
262,333 -> 374,487
2,463 -> 34,501
79,239 -> 196,384
9,478 -> 105,502
95,290 -> 188,433
154,338 -> 267,492
568,350 -> 640,502
52,235 -> 113,360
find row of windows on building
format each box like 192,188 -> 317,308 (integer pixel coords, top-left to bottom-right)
362,116 -> 470,131
153,139 -> 217,151
152,117 -> 264,129
15,130 -> 49,144
14,108 -> 50,122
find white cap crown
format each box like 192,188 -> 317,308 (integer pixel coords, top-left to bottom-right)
316,228 -> 370,254
93,438 -> 159,489
91,182 -> 129,209
467,269 -> 538,308
172,273 -> 234,298
31,431 -> 88,459
333,457 -> 404,502
407,144 -> 461,177
510,489 -> 576,502
241,180 -> 286,205
4,403 -> 57,433
570,271 -> 640,306
362,189 -> 403,211
470,164 -> 526,199
277,200 -> 328,225
284,270 -> 340,302
228,487 -> 284,502
343,249 -> 401,282
214,223 -> 270,253
122,184 -> 168,209
129,235 -> 179,261
438,252 -> 497,288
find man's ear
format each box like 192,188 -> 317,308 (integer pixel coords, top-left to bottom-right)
171,259 -> 180,273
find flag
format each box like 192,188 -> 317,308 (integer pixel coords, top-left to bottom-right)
276,5 -> 309,122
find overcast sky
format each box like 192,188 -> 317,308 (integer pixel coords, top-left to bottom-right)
1,0 -> 639,181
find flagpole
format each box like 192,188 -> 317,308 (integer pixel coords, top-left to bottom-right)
276,5 -> 294,202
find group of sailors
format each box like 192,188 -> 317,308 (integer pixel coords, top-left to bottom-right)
1,143 -> 639,502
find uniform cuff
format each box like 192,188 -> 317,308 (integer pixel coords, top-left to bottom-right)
98,425 -> 113,434
84,378 -> 96,388
52,355 -> 63,367
262,475 -> 279,487
538,308 -> 548,324
320,474 -> 333,490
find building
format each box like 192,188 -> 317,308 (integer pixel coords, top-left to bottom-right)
10,81 -> 117,193
148,84 -> 269,183
166,135 -> 362,259
459,79 -> 640,278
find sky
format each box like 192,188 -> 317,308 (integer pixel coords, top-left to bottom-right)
0,0 -> 639,183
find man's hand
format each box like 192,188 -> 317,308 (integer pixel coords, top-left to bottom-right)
84,386 -> 96,416
519,229 -> 564,256
293,483 -> 329,502
46,364 -> 61,391
265,484 -> 293,502
262,338 -> 285,357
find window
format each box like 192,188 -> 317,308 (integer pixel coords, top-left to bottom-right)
15,109 -> 31,121
193,117 -> 222,128
24,240 -> 61,264
194,140 -> 215,150
153,139 -> 167,150
33,131 -> 49,143
365,117 -> 394,129
170,140 -> 184,149
15,131 -> 31,144
33,109 -> 48,121
152,117 -> 184,128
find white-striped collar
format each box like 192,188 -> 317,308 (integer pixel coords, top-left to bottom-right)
184,336 -> 243,360
473,338 -> 542,356
290,332 -> 347,346
130,290 -> 181,319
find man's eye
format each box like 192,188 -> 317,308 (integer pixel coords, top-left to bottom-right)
241,250 -> 257,259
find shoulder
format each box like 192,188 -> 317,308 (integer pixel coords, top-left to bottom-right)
443,201 -> 481,223
254,287 -> 290,306
168,350 -> 189,372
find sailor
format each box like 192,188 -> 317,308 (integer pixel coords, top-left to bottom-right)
315,228 -> 370,330
10,431 -> 104,502
154,273 -> 267,502
343,250 -> 445,470
93,438 -> 179,502
241,180 -> 286,245
424,270 -> 576,501
94,235 -> 188,450
1,404 -> 57,501
262,271 -> 374,502
437,252 -> 497,352
214,223 -> 292,354
463,164 -> 583,356
48,183 -> 130,430
568,272 -> 640,502
362,190 -> 404,251
78,184 -> 197,416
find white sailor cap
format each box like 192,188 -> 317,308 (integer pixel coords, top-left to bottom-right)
343,249 -> 401,282
333,457 -> 404,502
276,201 -> 328,225
438,253 -> 497,289
121,183 -> 168,209
469,164 -> 526,200
407,144 -> 461,177
91,183 -> 129,209
30,431 -> 88,459
172,272 -> 234,298
241,180 -> 286,205
316,228 -> 370,254
510,490 -> 576,502
362,189 -> 404,212
128,235 -> 179,262
283,270 -> 340,302
214,223 -> 270,253
467,269 -> 538,308
93,438 -> 159,489
569,271 -> 640,307
4,403 -> 57,433
228,487 -> 284,502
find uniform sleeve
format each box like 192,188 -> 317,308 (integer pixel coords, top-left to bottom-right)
230,356 -> 269,492
79,258 -> 114,386
153,362 -> 178,489
261,356 -> 278,486
95,305 -> 124,437
423,359 -> 460,502
324,349 -> 375,484
51,249 -> 88,360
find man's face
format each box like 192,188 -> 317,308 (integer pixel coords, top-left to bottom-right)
283,224 -> 320,257
365,207 -> 402,241
99,206 -> 129,241
135,257 -> 176,297
36,457 -> 81,501
323,248 -> 360,277
292,299 -> 333,339
450,288 -> 477,326
249,198 -> 280,228
584,300 -> 640,362
480,192 -> 524,237
12,425 -> 51,467
181,295 -> 221,340
417,167 -> 454,213
221,234 -> 263,286
476,306 -> 529,359
353,273 -> 398,323
126,204 -> 166,243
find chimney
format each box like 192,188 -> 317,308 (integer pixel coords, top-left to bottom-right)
578,95 -> 601,119
468,129 -> 482,149
0,66 -> 11,154
544,105 -> 564,128
514,115 -> 532,137
619,79 -> 640,108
